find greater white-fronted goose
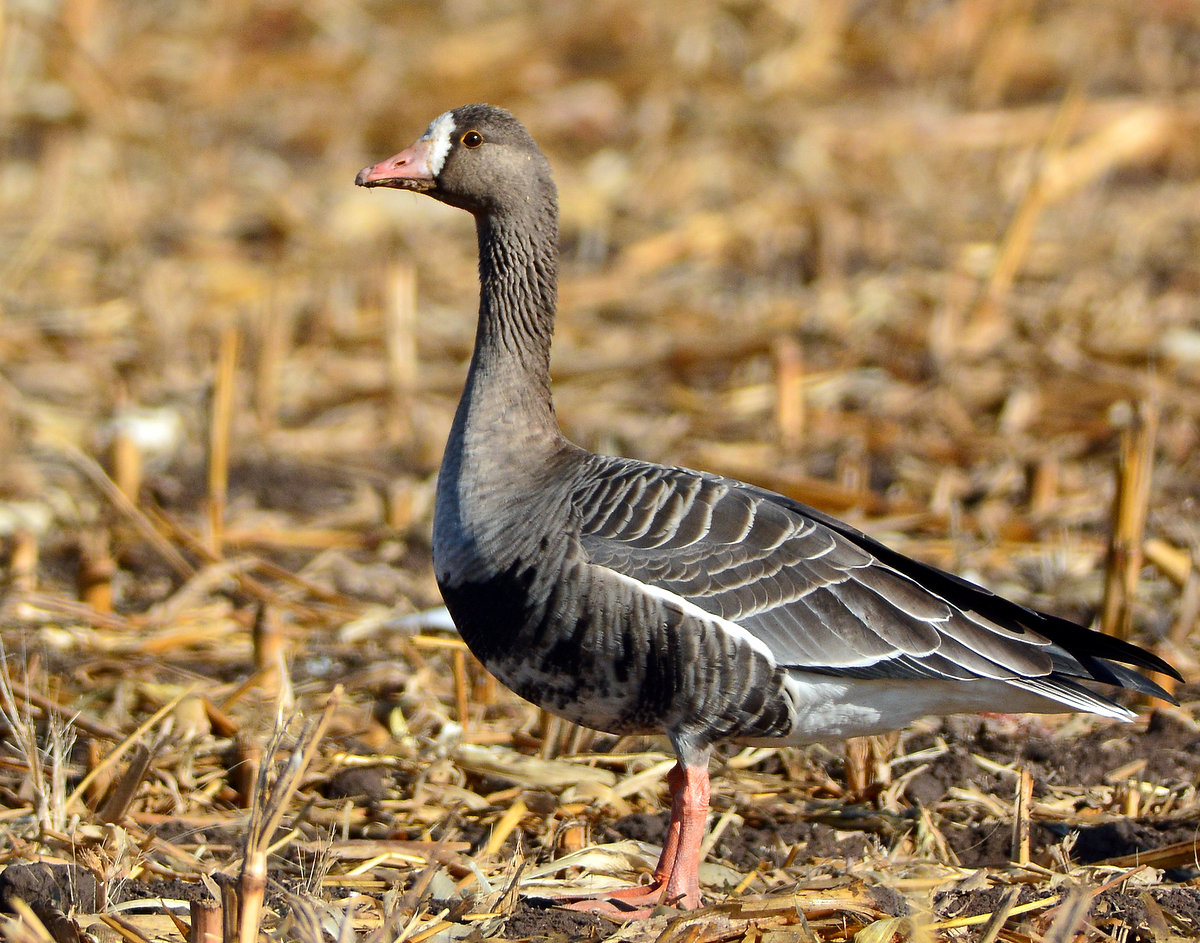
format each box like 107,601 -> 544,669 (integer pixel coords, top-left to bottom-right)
356,104 -> 1180,915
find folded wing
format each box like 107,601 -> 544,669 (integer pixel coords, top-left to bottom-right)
574,456 -> 1178,708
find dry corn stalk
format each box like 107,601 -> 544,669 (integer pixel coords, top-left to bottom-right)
1100,399 -> 1159,641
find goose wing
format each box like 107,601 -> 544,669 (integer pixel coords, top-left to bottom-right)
573,456 -> 1178,701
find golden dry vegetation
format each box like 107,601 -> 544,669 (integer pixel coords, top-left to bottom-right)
3,1 -> 1200,940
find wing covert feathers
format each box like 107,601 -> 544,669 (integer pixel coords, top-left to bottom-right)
575,457 -> 1179,708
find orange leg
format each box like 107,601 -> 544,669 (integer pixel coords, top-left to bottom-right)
660,762 -> 708,908
561,762 -> 710,917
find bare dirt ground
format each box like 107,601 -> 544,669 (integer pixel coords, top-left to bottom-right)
2,1 -> 1200,940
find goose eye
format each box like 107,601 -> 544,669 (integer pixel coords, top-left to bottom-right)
461,130 -> 484,148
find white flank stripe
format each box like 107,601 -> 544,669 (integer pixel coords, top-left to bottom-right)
423,111 -> 457,176
1014,677 -> 1135,720
602,567 -> 777,665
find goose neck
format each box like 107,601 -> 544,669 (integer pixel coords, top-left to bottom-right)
474,214 -> 557,372
448,210 -> 562,454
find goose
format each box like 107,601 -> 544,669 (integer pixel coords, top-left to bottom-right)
356,104 -> 1180,915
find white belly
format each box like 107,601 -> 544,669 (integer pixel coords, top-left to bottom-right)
756,671 -> 1103,746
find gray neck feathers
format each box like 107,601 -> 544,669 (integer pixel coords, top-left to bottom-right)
465,197 -> 560,437
434,193 -> 567,581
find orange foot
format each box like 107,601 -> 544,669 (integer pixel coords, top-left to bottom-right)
554,762 -> 710,919
557,880 -> 678,918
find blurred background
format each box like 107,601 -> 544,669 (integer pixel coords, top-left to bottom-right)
2,0 -> 1200,932
3,0 -> 1197,637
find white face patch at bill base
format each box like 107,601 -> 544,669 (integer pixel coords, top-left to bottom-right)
422,111 -> 457,177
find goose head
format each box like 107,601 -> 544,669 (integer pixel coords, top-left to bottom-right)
355,104 -> 554,217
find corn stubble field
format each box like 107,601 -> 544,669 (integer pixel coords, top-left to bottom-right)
3,1 -> 1200,941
